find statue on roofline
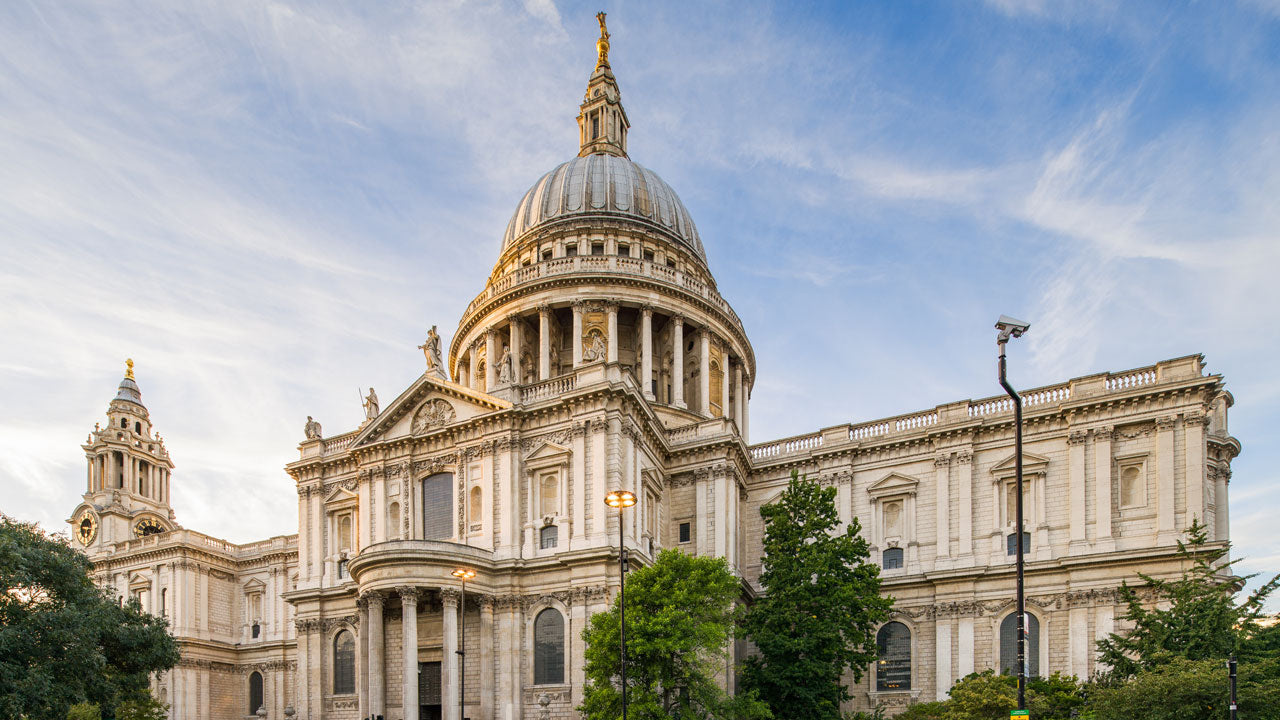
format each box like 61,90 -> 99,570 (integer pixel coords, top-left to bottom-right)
304,416 -> 322,440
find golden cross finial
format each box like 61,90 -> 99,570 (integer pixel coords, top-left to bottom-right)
125,358 -> 135,380
595,11 -> 610,69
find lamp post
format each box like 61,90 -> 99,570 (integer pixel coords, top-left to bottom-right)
996,315 -> 1030,711
452,567 -> 476,720
604,489 -> 637,720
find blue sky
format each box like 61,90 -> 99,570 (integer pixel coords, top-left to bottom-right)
1,0 -> 1277,606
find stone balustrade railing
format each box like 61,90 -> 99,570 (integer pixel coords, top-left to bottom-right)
463,255 -> 744,329
749,355 -> 1204,463
520,374 -> 577,403
113,528 -> 299,558
666,416 -> 737,446
323,431 -> 358,455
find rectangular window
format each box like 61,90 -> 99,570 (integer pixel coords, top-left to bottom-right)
643,249 -> 655,262
541,249 -> 552,261
540,525 -> 558,549
422,473 -> 454,540
618,243 -> 630,257
337,559 -> 348,578
1006,531 -> 1031,556
565,244 -> 578,257
678,522 -> 691,543
666,259 -> 677,269
591,242 -> 604,256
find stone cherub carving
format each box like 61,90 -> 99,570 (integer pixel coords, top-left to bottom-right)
304,416 -> 322,440
363,388 -> 380,421
418,325 -> 444,376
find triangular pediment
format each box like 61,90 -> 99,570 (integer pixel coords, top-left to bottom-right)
352,373 -> 512,448
527,441 -> 571,461
991,452 -> 1050,476
324,486 -> 358,504
868,472 -> 920,499
243,578 -> 266,591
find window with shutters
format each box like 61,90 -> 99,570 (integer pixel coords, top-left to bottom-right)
875,622 -> 911,691
533,608 -> 565,684
999,612 -> 1041,677
333,630 -> 355,694
422,472 -> 454,540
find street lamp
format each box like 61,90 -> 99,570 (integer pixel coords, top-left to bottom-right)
604,489 -> 637,720
996,315 -> 1030,711
452,567 -> 476,720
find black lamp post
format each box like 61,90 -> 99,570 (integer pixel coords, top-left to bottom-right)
452,567 -> 476,720
996,314 -> 1030,710
604,489 -> 636,720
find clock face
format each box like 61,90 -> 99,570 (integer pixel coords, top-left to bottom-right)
133,517 -> 166,537
76,512 -> 98,546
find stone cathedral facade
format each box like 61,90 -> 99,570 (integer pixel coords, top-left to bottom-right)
67,22 -> 1241,720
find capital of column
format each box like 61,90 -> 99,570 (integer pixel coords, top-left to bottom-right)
360,590 -> 385,609
604,302 -> 619,313
439,587 -> 462,606
537,303 -> 551,315
640,304 -> 654,318
397,586 -> 422,606
478,594 -> 496,612
671,313 -> 684,327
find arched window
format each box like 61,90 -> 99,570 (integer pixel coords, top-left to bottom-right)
333,630 -> 355,694
882,547 -> 904,570
540,525 -> 558,550
338,516 -> 352,551
533,608 -> 565,684
121,418 -> 128,429
248,670 -> 263,714
134,421 -> 141,433
1006,531 -> 1031,556
469,486 -> 483,526
999,612 -> 1040,677
422,473 -> 453,540
876,622 -> 911,691
387,502 -> 401,540
539,474 -> 559,518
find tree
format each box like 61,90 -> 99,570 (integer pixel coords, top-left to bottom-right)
1085,656 -> 1280,720
741,470 -> 892,720
579,548 -> 770,720
0,515 -> 179,720
892,671 -> 1084,720
1095,519 -> 1279,679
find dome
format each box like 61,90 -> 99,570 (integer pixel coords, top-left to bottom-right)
501,154 -> 706,261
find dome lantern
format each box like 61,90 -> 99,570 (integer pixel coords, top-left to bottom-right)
577,12 -> 629,159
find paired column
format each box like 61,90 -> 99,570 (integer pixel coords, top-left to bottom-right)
399,587 -> 420,720
485,330 -> 498,391
508,315 -> 522,385
538,306 -> 551,381
368,593 -> 385,718
699,330 -> 711,416
606,304 -> 619,363
640,307 -> 654,399
441,588 -> 460,720
671,316 -> 685,408
720,354 -> 730,419
572,302 -> 584,367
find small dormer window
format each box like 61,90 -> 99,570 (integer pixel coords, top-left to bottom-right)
643,249 -> 654,262
591,243 -> 604,256
121,418 -> 128,429
566,243 -> 578,257
667,259 -> 677,269
541,249 -> 552,261
617,243 -> 630,257
592,116 -> 599,139
134,422 -> 141,433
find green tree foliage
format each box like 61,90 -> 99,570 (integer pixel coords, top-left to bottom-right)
893,671 -> 1084,720
1086,657 -> 1280,720
579,548 -> 770,720
741,470 -> 892,720
0,515 -> 179,720
1095,519 -> 1279,679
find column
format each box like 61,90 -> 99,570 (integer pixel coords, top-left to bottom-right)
150,564 -> 161,615
1156,417 -> 1176,541
606,304 -> 618,363
1094,605 -> 1116,671
1214,468 -> 1230,542
1068,432 -> 1087,550
741,374 -> 750,443
698,330 -> 711,416
732,364 -> 744,431
485,329 -> 498,391
1068,606 -> 1089,678
358,597 -> 370,720
1185,414 -> 1207,526
671,316 -> 685,408
368,593 -> 386,718
399,588 -> 420,720
640,307 -> 654,399
508,315 -> 522,385
935,619 -> 953,701
1094,428 -> 1114,549
572,302 -> 583,367
720,352 -> 730,419
957,452 -> 973,558
935,455 -> 951,562
460,349 -> 471,388
441,588 -> 460,720
571,423 -> 587,548
538,305 -> 551,381
479,597 -> 495,720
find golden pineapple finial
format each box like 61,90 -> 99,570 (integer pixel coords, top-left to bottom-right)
125,358 -> 135,380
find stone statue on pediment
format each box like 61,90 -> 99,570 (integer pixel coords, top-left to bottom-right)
419,325 -> 444,377
363,388 -> 380,420
304,416 -> 322,440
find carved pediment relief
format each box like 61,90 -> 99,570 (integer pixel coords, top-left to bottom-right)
990,452 -> 1050,478
324,485 -> 358,506
412,398 -> 457,434
526,441 -> 571,472
867,472 -> 919,499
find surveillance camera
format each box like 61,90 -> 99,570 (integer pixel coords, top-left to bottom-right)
995,315 -> 1030,339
